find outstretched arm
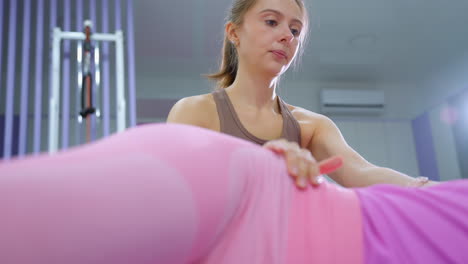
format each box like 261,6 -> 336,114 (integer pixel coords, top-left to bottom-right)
309,115 -> 436,188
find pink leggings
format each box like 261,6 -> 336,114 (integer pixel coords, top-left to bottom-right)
0,124 -> 362,264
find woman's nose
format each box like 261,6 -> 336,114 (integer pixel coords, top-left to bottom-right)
279,26 -> 294,43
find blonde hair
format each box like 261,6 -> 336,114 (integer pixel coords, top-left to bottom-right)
205,0 -> 309,88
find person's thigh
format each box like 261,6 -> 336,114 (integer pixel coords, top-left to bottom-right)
0,124 -> 264,264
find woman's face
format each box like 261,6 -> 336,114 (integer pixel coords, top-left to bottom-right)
231,0 -> 305,77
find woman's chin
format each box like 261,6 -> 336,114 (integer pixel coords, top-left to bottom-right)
264,64 -> 288,77
249,62 -> 289,79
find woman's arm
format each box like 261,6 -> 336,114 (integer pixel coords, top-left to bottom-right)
308,115 -> 435,188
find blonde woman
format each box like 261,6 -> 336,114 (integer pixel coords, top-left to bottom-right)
167,0 -> 436,189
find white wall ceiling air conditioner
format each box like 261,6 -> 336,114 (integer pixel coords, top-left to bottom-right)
320,89 -> 385,114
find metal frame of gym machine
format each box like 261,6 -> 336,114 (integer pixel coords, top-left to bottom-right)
49,21 -> 126,153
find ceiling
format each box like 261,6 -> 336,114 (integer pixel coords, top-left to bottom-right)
133,0 -> 468,83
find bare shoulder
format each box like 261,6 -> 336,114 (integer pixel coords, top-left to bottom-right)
166,93 -> 219,130
284,103 -> 328,122
282,103 -> 335,147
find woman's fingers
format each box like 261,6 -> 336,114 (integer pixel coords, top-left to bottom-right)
295,154 -> 311,189
285,149 -> 301,177
305,159 -> 320,186
296,155 -> 343,188
263,140 -> 287,154
263,140 -> 343,189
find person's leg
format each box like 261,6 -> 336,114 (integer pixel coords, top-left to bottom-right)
355,180 -> 468,264
0,123 -> 364,264
0,123 -> 300,264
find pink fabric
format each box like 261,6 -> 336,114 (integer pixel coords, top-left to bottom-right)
0,123 -> 363,264
356,180 -> 468,263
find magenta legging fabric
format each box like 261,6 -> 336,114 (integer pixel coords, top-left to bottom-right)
355,180 -> 468,263
0,123 -> 467,264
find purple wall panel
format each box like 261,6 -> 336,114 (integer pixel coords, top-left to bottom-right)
101,0 -> 111,136
115,0 -> 122,129
18,0 -> 32,157
127,0 -> 137,127
412,112 -> 440,180
0,116 -> 19,159
90,0 -> 97,27
115,0 -> 122,30
61,0 -> 71,149
0,0 -> 4,97
33,0 -> 45,155
90,0 -> 98,141
75,0 -> 83,145
3,0 -> 18,160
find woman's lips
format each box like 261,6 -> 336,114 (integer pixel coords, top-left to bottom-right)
271,50 -> 287,60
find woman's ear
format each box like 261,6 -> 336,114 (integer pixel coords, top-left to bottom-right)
225,22 -> 239,46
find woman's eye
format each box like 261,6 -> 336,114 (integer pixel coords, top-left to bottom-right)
266,20 -> 278,26
291,29 -> 300,36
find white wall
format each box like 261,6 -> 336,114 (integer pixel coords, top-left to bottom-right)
335,119 -> 419,177
415,51 -> 468,118
136,71 -> 420,119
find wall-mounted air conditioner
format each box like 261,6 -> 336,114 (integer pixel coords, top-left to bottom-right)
320,89 -> 385,114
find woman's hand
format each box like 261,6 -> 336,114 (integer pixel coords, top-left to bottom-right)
263,139 -> 343,189
407,177 -> 440,188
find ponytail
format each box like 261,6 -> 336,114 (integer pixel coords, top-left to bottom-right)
205,35 -> 238,89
